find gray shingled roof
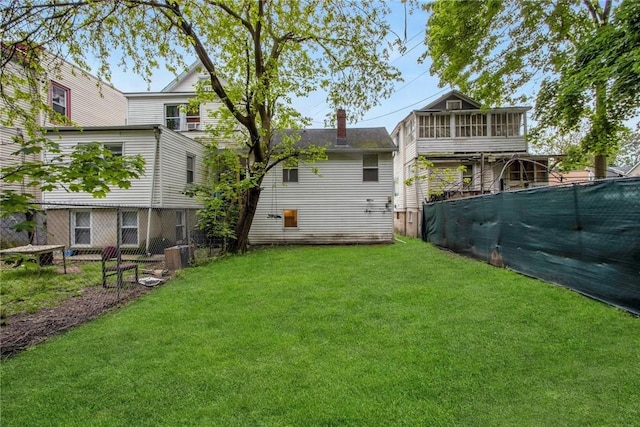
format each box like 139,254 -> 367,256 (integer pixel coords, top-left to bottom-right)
275,127 -> 396,152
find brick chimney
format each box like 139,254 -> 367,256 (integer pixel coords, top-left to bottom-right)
336,109 -> 347,145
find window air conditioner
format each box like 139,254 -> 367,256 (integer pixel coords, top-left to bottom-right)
187,122 -> 200,131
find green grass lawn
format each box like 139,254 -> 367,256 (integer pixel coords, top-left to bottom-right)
1,238 -> 638,426
0,261 -> 103,320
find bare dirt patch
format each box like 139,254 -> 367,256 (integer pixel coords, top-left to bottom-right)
1,284 -> 155,359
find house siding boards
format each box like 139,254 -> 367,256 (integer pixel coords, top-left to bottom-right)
40,125 -> 205,250
126,94 -> 222,137
41,55 -> 126,127
1,52 -> 125,128
416,136 -> 526,154
158,129 -> 205,208
0,127 -> 42,200
163,69 -> 202,92
1,51 -> 127,204
42,128 -> 156,205
249,151 -> 394,245
41,126 -> 205,207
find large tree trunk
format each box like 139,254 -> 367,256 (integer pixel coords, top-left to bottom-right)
594,153 -> 607,179
228,185 -> 262,254
593,81 -> 608,179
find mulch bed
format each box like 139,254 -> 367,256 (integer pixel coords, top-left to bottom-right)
1,284 -> 155,359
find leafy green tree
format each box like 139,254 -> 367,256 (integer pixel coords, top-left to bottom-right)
405,157 -> 469,201
423,0 -> 640,179
2,0 -> 401,253
614,130 -> 640,167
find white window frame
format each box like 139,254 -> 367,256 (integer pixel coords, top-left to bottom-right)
419,115 -> 451,138
282,160 -> 299,183
120,210 -> 139,247
165,103 -> 201,131
71,210 -> 91,247
165,104 -> 182,130
175,210 -> 186,242
119,209 -> 140,247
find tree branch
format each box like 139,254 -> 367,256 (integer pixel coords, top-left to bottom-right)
158,0 -> 252,130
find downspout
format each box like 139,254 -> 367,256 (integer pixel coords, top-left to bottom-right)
480,153 -> 485,193
414,156 -> 420,236
146,126 -> 161,255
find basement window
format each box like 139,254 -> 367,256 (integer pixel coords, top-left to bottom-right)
283,210 -> 298,228
120,210 -> 139,246
71,211 -> 91,246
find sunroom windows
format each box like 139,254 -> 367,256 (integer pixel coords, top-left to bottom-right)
419,115 -> 450,138
491,112 -> 522,137
418,112 -> 523,138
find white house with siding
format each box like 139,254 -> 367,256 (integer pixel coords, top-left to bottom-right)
393,90 -> 549,237
42,125 -> 205,252
1,48 -> 127,199
249,113 -> 396,245
6,53 -> 395,249
1,46 -> 127,246
125,62 -> 223,143
125,63 -> 397,245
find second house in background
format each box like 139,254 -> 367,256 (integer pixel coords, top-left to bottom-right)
393,90 -> 551,237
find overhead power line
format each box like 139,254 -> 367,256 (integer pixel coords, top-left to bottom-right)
359,88 -> 449,122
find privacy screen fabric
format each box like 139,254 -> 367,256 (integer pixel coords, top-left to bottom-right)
423,177 -> 640,315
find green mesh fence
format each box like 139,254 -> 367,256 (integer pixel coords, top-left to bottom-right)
423,177 -> 640,315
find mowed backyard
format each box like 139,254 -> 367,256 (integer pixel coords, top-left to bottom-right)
1,238 -> 638,426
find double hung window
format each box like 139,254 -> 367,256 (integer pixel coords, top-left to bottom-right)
120,211 -> 138,246
72,211 -> 91,246
363,154 -> 379,182
175,210 -> 186,242
283,160 -> 299,183
186,154 -> 195,183
165,104 -> 201,130
51,82 -> 70,119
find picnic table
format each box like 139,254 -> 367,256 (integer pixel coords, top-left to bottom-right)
0,244 -> 67,273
